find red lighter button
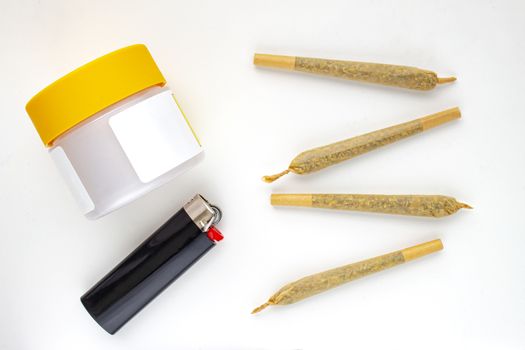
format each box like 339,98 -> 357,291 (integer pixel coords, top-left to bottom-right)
207,226 -> 224,242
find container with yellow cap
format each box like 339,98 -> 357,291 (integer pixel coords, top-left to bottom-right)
26,44 -> 204,219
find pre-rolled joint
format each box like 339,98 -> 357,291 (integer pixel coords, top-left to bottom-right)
401,239 -> 443,262
254,53 -> 296,70
271,194 -> 313,207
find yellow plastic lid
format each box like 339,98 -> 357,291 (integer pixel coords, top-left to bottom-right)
26,44 -> 166,146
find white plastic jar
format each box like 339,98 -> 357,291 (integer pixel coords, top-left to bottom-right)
26,45 -> 203,219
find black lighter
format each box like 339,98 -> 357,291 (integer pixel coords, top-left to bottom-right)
80,194 -> 223,334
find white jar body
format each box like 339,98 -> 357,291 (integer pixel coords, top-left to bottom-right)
49,86 -> 204,219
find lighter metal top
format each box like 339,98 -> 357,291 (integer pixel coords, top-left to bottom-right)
183,194 -> 221,232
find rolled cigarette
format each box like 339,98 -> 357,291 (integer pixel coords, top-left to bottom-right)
254,53 -> 456,90
271,194 -> 472,218
262,107 -> 461,183
252,239 -> 443,314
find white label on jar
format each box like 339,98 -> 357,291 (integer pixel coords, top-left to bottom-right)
109,90 -> 202,183
49,146 -> 95,214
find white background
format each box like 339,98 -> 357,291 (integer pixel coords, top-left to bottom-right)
1,0 -> 524,349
